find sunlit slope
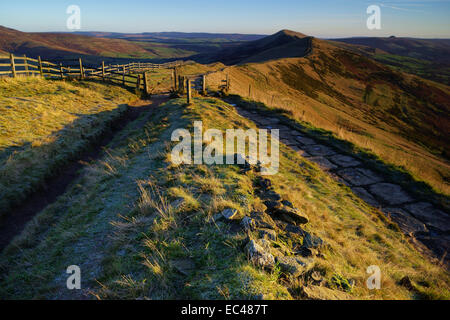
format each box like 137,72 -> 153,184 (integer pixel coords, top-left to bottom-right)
205,33 -> 450,194
0,77 -> 136,215
1,96 -> 448,299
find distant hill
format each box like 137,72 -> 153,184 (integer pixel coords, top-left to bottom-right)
0,26 -> 153,60
0,26 -> 264,63
73,31 -> 266,42
197,30 -> 313,64
332,37 -> 450,85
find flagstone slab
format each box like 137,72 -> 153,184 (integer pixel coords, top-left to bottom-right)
336,168 -> 383,186
303,144 -> 336,156
308,156 -> 338,170
404,202 -> 450,232
294,136 -> 317,146
329,154 -> 361,168
369,183 -> 412,205
290,145 -> 310,157
383,207 -> 428,235
352,187 -> 380,207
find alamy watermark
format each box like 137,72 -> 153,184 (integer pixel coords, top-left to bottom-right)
66,265 -> 81,290
170,121 -> 279,175
66,5 -> 81,30
367,5 -> 381,30
366,265 -> 381,289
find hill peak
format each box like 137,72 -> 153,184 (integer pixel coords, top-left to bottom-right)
275,29 -> 308,38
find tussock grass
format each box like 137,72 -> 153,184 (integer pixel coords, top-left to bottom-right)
0,77 -> 136,215
0,95 -> 448,300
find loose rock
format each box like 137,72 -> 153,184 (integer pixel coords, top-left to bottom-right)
246,240 -> 275,269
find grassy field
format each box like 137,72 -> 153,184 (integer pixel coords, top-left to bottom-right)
1,94 -> 448,299
0,77 -> 137,217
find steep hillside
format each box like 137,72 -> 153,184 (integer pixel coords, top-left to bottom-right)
334,37 -> 450,64
1,94 -> 448,299
204,31 -> 450,195
332,37 -> 450,85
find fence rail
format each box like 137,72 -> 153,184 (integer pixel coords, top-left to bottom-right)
0,53 -> 183,95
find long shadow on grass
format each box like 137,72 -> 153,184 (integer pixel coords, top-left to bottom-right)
0,101 -> 155,251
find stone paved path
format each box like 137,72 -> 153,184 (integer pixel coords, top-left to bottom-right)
234,105 -> 450,264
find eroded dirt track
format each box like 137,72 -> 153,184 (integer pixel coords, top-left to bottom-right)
0,95 -> 170,251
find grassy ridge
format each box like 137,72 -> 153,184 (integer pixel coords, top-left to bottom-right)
1,95 -> 448,299
0,77 -> 136,216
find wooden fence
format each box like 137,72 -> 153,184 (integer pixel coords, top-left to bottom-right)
0,53 -> 183,94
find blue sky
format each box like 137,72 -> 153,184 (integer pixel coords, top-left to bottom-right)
0,0 -> 449,38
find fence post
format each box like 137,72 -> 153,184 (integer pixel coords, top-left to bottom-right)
202,75 -> 206,95
143,72 -> 150,96
38,56 -> 43,78
172,68 -> 177,91
59,63 -> 64,80
79,58 -> 84,80
10,53 -> 16,78
248,84 -> 252,98
186,79 -> 192,105
122,66 -> 126,86
23,55 -> 29,76
136,74 -> 142,92
102,61 -> 105,81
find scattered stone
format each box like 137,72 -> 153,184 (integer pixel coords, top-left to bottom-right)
404,202 -> 450,232
281,199 -> 293,208
264,190 -> 282,201
384,208 -> 428,235
273,205 -> 309,224
259,228 -> 277,241
302,285 -> 352,300
258,178 -> 272,190
250,211 -> 277,230
302,230 -> 324,249
276,256 -> 307,277
264,200 -> 282,212
172,259 -> 196,276
303,144 -> 336,156
369,183 -> 412,205
295,136 -> 316,146
241,216 -> 256,231
336,168 -> 383,186
221,208 -> 240,220
246,240 -> 275,269
308,156 -> 338,170
328,154 -> 361,167
352,187 -> 380,207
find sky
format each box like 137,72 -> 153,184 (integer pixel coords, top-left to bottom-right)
0,0 -> 449,38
